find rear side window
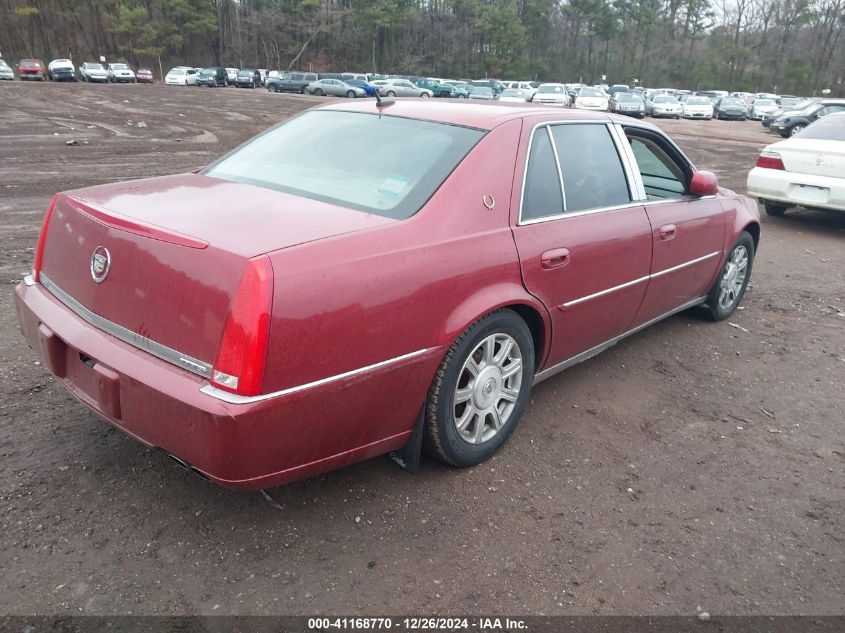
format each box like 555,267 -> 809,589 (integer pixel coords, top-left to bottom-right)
204,111 -> 484,219
522,129 -> 564,221
549,124 -> 630,212
798,113 -> 845,141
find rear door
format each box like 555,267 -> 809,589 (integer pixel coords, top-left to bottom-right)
617,124 -> 726,325
511,121 -> 654,368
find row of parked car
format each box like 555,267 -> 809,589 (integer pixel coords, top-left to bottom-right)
9,59 -> 839,137
0,58 -> 155,83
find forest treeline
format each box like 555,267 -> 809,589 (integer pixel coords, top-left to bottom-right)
1,0 -> 843,95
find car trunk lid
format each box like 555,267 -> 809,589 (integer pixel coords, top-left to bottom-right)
38,174 -> 394,371
778,139 -> 845,179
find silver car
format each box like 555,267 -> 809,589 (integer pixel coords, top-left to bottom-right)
306,78 -> 366,98
377,79 -> 433,98
0,60 -> 14,80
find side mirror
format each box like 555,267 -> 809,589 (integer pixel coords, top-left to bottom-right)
689,171 -> 718,196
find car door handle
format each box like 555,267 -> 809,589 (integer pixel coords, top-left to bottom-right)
659,224 -> 677,241
541,248 -> 571,269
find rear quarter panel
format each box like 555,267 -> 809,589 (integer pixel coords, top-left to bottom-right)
262,118 -> 549,446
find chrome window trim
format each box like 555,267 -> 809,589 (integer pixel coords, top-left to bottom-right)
39,274 -> 213,379
534,295 -> 708,384
200,348 -> 432,405
609,123 -> 647,200
545,126 -> 568,211
519,200 -> 645,225
558,251 -> 721,309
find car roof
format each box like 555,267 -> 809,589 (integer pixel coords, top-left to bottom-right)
319,99 -> 633,131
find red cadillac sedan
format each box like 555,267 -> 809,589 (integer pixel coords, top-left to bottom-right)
15,101 -> 760,490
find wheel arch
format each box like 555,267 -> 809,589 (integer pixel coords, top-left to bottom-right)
743,220 -> 761,250
438,283 -> 552,372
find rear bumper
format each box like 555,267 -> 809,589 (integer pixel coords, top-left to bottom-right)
747,167 -> 845,212
15,278 -> 435,489
650,110 -> 681,118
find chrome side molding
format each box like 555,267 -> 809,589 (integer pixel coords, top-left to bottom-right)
200,348 -> 432,405
534,295 -> 708,384
559,252 -> 720,309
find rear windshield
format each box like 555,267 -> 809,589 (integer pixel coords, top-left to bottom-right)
798,114 -> 845,141
204,111 -> 485,219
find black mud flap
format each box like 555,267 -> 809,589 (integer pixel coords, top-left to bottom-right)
387,408 -> 424,474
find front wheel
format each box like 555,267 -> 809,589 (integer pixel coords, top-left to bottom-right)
386,90 -> 396,97
346,90 -> 355,98
789,124 -> 805,137
314,88 -> 324,96
423,309 -> 534,467
420,92 -> 430,98
703,232 -> 755,321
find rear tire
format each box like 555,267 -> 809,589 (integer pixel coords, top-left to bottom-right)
702,231 -> 755,321
764,202 -> 789,216
423,309 -> 534,467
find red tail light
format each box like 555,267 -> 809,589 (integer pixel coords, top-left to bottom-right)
756,151 -> 785,170
211,256 -> 274,396
32,194 -> 59,282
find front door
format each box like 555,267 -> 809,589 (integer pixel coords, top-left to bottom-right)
511,122 -> 654,368
619,125 -> 726,325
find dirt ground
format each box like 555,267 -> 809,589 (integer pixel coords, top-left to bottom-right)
0,82 -> 842,617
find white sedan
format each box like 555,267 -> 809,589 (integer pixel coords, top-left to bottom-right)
573,87 -> 609,111
682,96 -> 714,120
531,83 -> 570,107
746,112 -> 845,215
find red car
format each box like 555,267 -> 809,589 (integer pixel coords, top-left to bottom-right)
15,101 -> 760,490
136,68 -> 155,84
18,58 -> 46,80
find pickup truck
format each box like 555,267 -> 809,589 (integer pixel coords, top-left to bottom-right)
415,78 -> 455,97
266,71 -> 318,94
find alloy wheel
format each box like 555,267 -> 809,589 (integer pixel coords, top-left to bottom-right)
453,333 -> 523,445
718,245 -> 748,310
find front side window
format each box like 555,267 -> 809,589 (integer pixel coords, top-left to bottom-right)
625,130 -> 690,200
204,111 -> 484,219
